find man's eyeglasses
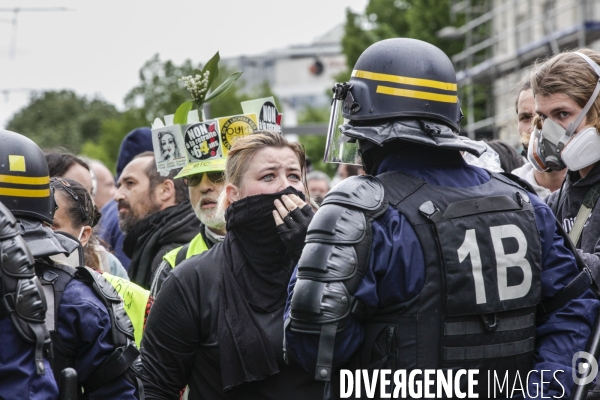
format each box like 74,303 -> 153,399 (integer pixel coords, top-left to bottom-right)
183,171 -> 225,187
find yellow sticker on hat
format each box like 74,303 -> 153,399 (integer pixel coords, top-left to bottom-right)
8,155 -> 26,172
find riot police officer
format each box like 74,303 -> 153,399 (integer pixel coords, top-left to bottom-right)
285,39 -> 599,399
0,129 -> 140,399
0,198 -> 57,398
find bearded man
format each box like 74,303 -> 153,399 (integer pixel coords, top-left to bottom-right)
115,151 -> 200,289
148,158 -> 227,297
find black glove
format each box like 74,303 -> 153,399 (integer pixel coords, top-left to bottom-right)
276,204 -> 315,258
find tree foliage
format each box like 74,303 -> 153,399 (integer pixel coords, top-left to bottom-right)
7,55 -> 281,173
207,73 -> 279,119
341,0 -> 463,73
81,109 -> 147,173
124,54 -> 197,124
7,90 -> 119,154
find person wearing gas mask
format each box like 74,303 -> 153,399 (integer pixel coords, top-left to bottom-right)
531,50 -> 600,275
0,130 -> 141,399
512,79 -> 566,198
531,50 -> 600,399
284,39 -> 599,399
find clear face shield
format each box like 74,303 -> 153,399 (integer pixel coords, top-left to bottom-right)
324,83 -> 362,165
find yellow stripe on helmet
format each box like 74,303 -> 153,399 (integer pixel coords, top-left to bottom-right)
376,85 -> 458,104
0,174 -> 50,185
0,187 -> 50,198
353,70 -> 457,92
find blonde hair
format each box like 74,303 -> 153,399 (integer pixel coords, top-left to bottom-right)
225,130 -> 308,194
531,48 -> 600,131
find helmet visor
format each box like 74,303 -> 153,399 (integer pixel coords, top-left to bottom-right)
324,97 -> 361,165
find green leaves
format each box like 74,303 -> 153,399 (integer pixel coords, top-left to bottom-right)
204,72 -> 242,103
173,101 -> 194,124
201,51 -> 220,91
177,51 -> 243,122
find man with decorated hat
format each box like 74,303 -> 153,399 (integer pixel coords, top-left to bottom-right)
149,156 -> 227,298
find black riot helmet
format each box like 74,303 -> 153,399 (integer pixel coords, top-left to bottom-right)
324,38 -> 485,167
346,38 -> 461,129
0,130 -> 55,224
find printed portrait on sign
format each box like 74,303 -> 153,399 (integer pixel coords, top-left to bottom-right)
158,131 -> 183,162
152,126 -> 187,173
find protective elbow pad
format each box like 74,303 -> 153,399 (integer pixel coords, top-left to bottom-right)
290,176 -> 386,333
0,202 -> 50,374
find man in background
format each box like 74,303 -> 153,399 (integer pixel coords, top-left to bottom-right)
306,170 -> 331,206
116,151 -> 199,289
97,127 -> 154,270
88,159 -> 117,210
150,158 -> 227,297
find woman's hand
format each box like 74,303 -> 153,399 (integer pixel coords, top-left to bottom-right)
273,194 -> 315,257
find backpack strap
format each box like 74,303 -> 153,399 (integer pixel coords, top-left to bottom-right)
569,181 -> 600,246
174,243 -> 190,267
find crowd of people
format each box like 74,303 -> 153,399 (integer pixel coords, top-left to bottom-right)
2,37 -> 600,400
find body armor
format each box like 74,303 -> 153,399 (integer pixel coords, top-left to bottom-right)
36,261 -> 142,395
289,172 -> 543,398
0,202 -> 51,375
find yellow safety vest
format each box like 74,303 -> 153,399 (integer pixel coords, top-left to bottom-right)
163,232 -> 209,268
103,273 -> 150,347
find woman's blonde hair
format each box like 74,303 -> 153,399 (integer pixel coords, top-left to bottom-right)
530,48 -> 600,131
225,130 -> 308,194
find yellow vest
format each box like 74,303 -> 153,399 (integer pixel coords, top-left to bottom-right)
163,232 -> 210,268
103,273 -> 150,347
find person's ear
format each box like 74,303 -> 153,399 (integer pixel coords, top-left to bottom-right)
157,179 -> 175,203
225,183 -> 240,205
79,226 -> 93,247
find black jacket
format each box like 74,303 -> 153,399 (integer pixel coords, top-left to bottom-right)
123,201 -> 200,289
140,244 -> 324,400
545,163 -> 600,271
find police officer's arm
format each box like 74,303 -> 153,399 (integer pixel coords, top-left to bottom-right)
57,279 -> 138,399
529,200 -> 600,398
141,268 -> 201,399
285,201 -> 424,373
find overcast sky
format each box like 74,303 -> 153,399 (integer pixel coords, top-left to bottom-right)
0,0 -> 368,128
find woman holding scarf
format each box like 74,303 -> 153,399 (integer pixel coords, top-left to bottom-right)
140,131 -> 322,399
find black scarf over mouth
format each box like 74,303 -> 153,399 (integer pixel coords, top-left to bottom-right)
218,186 -> 306,391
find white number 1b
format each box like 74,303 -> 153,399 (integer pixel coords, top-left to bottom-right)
457,224 -> 532,304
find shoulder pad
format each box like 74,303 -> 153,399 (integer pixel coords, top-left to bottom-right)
18,220 -> 75,258
76,266 -> 121,303
322,175 -> 384,211
306,205 -> 366,244
495,172 -> 535,195
76,266 -> 135,345
0,202 -> 18,241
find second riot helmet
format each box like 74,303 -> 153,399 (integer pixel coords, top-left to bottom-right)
0,130 -> 55,224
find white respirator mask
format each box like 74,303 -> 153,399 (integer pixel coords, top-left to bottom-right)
532,51 -> 600,172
